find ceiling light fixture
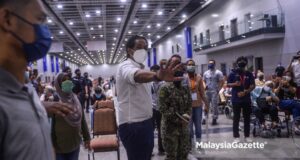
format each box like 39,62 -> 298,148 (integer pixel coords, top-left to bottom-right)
182,14 -> 187,18
69,21 -> 74,25
156,23 -> 161,27
147,25 -> 151,29
47,19 -> 52,23
100,35 -> 104,37
128,31 -> 132,34
117,17 -> 122,22
57,4 -> 63,9
59,31 -> 64,34
114,29 -> 118,33
98,25 -> 102,28
142,4 -> 148,8
85,14 -> 91,18
90,27 -> 94,30
211,14 -> 219,18
158,11 -> 163,15
133,20 -> 138,24
96,10 -> 101,14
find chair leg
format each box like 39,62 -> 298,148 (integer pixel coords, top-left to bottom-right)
93,152 -> 95,160
88,153 -> 90,160
286,117 -> 290,138
117,148 -> 120,160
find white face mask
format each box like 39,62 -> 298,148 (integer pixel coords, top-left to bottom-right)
133,49 -> 147,64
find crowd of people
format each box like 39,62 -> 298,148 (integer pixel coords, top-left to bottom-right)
1,1 -> 300,160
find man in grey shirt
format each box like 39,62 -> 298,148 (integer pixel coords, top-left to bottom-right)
203,60 -> 224,125
0,0 -> 72,159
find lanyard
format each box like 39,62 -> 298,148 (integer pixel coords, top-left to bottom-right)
240,74 -> 245,87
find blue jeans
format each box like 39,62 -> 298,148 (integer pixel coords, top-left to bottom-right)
189,107 -> 203,139
56,147 -> 80,160
119,118 -> 154,160
279,100 -> 300,119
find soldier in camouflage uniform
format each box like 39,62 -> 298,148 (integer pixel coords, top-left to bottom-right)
159,54 -> 192,160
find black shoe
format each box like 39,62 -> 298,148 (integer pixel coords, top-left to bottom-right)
212,119 -> 217,125
202,119 -> 206,125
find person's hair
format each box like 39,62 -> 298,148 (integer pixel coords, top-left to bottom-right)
150,65 -> 160,71
62,66 -> 71,73
74,69 -> 80,74
170,54 -> 182,61
297,50 -> 300,55
236,56 -> 248,64
0,0 -> 32,11
94,87 -> 102,93
126,35 -> 148,58
209,59 -> 216,64
186,59 -> 195,64
84,72 -> 88,75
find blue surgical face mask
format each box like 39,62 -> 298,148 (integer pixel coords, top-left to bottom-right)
9,12 -> 52,62
95,94 -> 102,99
208,64 -> 215,70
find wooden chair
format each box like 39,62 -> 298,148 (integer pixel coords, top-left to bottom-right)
88,100 -> 120,160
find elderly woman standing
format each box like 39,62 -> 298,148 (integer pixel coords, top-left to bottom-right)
52,73 -> 91,160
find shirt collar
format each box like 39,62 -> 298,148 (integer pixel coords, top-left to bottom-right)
0,67 -> 24,93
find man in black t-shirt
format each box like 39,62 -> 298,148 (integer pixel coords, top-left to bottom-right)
72,69 -> 85,108
83,72 -> 93,113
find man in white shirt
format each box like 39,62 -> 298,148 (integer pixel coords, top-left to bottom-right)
116,35 -> 182,160
288,51 -> 300,98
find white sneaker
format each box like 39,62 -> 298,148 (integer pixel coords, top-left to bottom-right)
233,138 -> 240,143
244,137 -> 253,143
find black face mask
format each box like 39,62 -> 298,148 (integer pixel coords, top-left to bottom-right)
76,72 -> 81,77
68,73 -> 73,78
173,71 -> 184,87
259,76 -> 264,80
84,75 -> 88,78
237,62 -> 247,68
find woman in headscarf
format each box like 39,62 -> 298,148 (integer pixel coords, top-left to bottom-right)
52,73 -> 91,160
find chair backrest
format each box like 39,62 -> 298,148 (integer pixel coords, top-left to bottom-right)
94,100 -> 114,110
93,101 -> 117,136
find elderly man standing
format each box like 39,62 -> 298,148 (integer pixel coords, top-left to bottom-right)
116,35 -> 182,160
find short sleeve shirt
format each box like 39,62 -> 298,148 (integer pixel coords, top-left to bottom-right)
116,59 -> 152,125
203,69 -> 224,91
72,76 -> 85,94
228,69 -> 255,103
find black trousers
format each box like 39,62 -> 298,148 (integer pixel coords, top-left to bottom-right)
85,94 -> 91,112
119,118 -> 154,160
232,102 -> 251,138
153,109 -> 164,152
254,105 -> 278,124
